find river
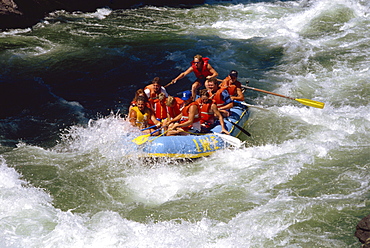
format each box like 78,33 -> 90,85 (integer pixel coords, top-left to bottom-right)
0,0 -> 369,247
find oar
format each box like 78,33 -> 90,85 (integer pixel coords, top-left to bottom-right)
132,128 -> 162,145
233,100 -> 269,111
242,85 -> 325,109
164,81 -> 175,88
228,120 -> 251,137
149,129 -> 170,142
212,133 -> 243,148
140,125 -> 157,131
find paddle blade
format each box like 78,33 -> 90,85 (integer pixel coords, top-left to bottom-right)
132,134 -> 150,145
213,133 -> 243,148
295,98 -> 325,109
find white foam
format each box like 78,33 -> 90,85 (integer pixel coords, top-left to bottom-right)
124,168 -> 186,205
83,8 -> 113,20
0,28 -> 32,37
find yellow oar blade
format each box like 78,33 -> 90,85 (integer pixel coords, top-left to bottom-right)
295,98 -> 325,109
132,134 -> 150,145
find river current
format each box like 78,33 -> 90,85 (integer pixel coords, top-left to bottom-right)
0,0 -> 369,247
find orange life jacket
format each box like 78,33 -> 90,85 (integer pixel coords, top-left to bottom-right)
166,97 -> 184,119
144,84 -> 159,99
209,87 -> 228,108
153,99 -> 167,120
220,76 -> 242,96
180,101 -> 201,131
191,57 -> 213,79
198,99 -> 214,125
225,84 -> 237,96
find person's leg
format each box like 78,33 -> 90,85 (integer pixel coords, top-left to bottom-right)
191,81 -> 201,100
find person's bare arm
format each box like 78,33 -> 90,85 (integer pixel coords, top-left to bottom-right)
128,109 -> 137,126
218,102 -> 233,111
167,112 -> 182,125
150,111 -> 161,127
231,87 -> 245,101
176,105 -> 197,127
206,64 -> 218,79
171,66 -> 193,83
211,104 -> 229,134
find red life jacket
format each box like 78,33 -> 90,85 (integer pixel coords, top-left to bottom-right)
153,99 -> 167,120
191,57 -> 213,79
166,97 -> 184,119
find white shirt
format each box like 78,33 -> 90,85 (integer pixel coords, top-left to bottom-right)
144,86 -> 168,98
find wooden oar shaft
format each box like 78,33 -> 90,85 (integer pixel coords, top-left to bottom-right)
164,81 -> 174,88
242,85 -> 325,109
242,85 -> 295,100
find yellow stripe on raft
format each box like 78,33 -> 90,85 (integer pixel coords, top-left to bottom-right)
144,151 -> 216,159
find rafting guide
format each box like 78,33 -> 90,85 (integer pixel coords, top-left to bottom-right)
219,70 -> 245,102
169,54 -> 218,101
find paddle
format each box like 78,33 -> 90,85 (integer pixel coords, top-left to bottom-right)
132,128 -> 162,145
140,125 -> 157,131
212,133 -> 243,148
149,129 -> 170,142
233,100 -> 269,111
164,81 -> 174,88
228,120 -> 251,137
242,85 -> 325,109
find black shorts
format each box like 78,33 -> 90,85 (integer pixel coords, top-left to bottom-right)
195,77 -> 207,86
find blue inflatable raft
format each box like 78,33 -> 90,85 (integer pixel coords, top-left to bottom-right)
134,104 -> 250,159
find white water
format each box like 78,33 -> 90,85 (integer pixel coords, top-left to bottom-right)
1,107 -> 368,247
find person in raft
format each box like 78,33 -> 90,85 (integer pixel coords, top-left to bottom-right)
144,77 -> 168,107
129,88 -> 151,112
219,70 -> 245,101
170,54 -> 218,100
205,77 -> 234,117
152,92 -> 168,121
129,96 -> 161,135
166,90 -> 201,136
165,95 -> 184,120
196,89 -> 229,134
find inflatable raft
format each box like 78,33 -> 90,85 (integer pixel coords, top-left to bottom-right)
133,103 -> 250,159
